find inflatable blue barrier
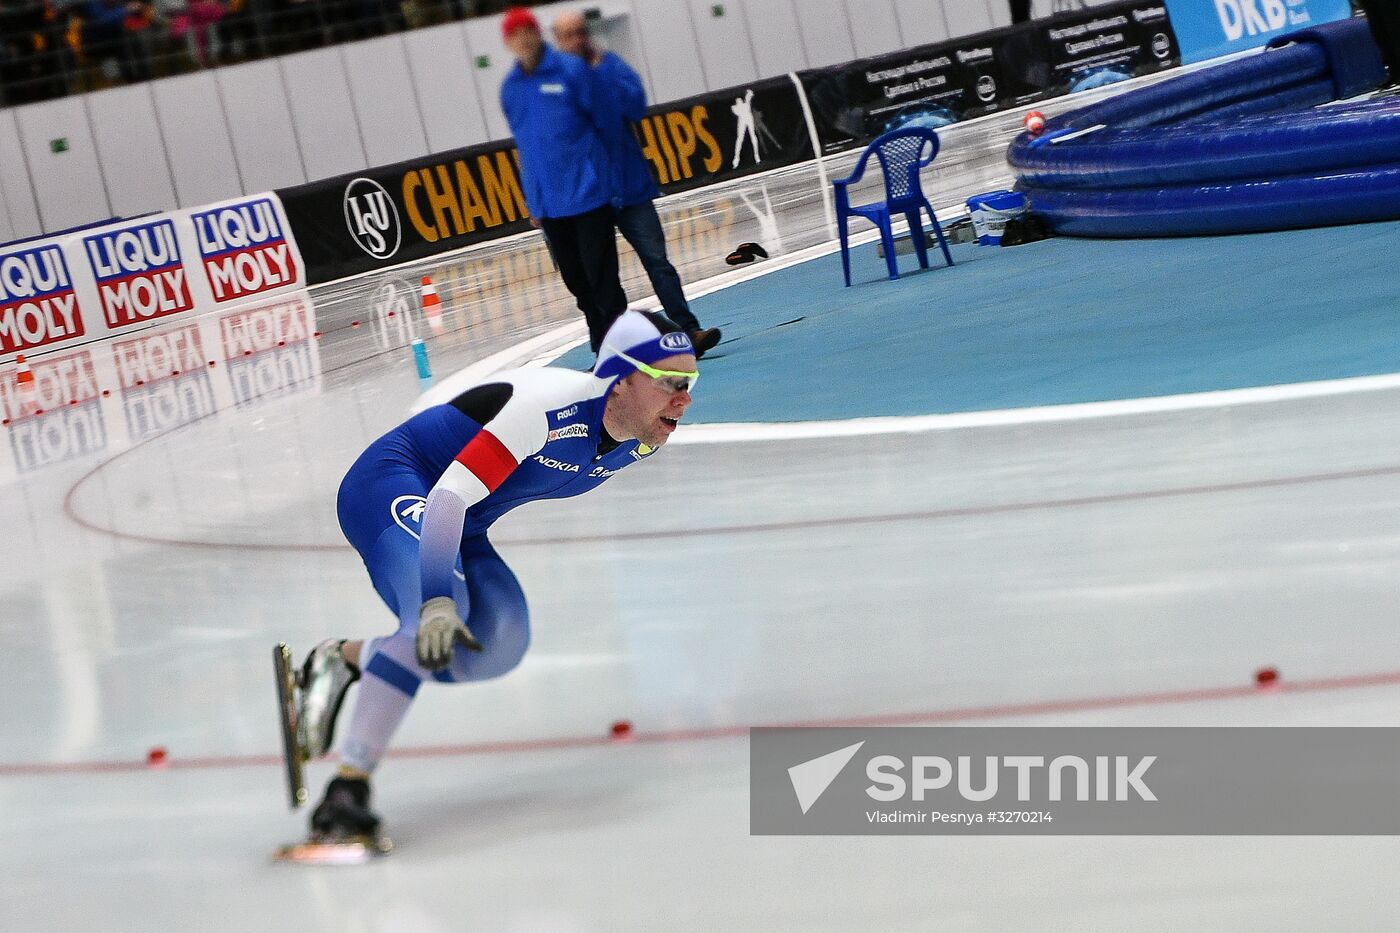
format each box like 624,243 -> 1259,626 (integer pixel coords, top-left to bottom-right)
1008,17 -> 1398,237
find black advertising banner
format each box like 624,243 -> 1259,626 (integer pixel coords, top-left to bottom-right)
635,74 -> 813,196
1041,2 -> 1180,94
279,75 -> 812,284
800,34 -> 1016,154
277,141 -> 533,284
797,1 -> 1181,155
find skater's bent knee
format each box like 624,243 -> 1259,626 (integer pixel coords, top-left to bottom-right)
446,622 -> 529,682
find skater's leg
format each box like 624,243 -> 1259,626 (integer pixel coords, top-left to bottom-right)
311,459 -> 529,834
337,524 -> 455,774
307,521 -> 457,837
338,533 -> 529,773
306,466 -> 443,835
434,534 -> 531,684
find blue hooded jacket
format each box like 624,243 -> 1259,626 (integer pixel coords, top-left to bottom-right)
592,52 -> 661,207
500,45 -> 613,219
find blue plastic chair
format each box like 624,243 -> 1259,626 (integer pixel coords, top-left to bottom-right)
834,128 -> 954,287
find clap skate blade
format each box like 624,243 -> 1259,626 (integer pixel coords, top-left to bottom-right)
273,834 -> 393,865
273,644 -> 308,809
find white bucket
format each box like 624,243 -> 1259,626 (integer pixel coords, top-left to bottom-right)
966,190 -> 1028,245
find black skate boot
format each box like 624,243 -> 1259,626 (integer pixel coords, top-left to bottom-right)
274,775 -> 391,863
311,776 -> 382,839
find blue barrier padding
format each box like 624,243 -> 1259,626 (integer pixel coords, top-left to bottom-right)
1170,79 -> 1336,127
1031,40 -> 1327,137
1015,99 -> 1400,189
1022,164 -> 1400,237
1008,18 -> 1397,238
1267,20 -> 1387,100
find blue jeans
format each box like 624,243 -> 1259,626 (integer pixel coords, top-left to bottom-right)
614,201 -> 701,332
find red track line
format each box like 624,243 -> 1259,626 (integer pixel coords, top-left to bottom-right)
3,669 -> 1397,779
64,461 -> 1400,553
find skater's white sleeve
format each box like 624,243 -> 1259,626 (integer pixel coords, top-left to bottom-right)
418,386 -> 549,603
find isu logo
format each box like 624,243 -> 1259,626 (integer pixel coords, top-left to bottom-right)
976,74 -> 997,103
0,245 -> 84,354
344,178 -> 401,260
84,219 -> 193,328
1151,33 -> 1171,58
192,198 -> 298,303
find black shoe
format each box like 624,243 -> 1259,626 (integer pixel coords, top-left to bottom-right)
310,776 -> 381,837
725,242 -> 767,265
688,327 -> 721,358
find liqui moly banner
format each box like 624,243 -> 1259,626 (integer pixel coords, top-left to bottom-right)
190,197 -> 300,304
0,192 -> 305,363
84,218 -> 194,330
0,244 -> 85,355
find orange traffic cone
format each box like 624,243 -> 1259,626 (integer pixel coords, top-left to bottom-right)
15,354 -> 34,391
420,276 -> 444,336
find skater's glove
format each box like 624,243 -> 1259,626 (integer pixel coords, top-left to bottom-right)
416,596 -> 482,670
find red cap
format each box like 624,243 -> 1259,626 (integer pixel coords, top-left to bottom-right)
501,6 -> 539,39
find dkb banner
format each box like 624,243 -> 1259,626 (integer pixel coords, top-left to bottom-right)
752,727 -> 1400,835
277,75 -> 812,284
1164,0 -> 1353,63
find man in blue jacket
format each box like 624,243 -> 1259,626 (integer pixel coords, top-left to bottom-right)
500,6 -> 628,353
552,9 -> 722,358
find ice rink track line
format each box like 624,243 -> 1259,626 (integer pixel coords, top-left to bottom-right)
62,459 -> 1400,552
3,668 -> 1398,778
669,373 -> 1400,444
